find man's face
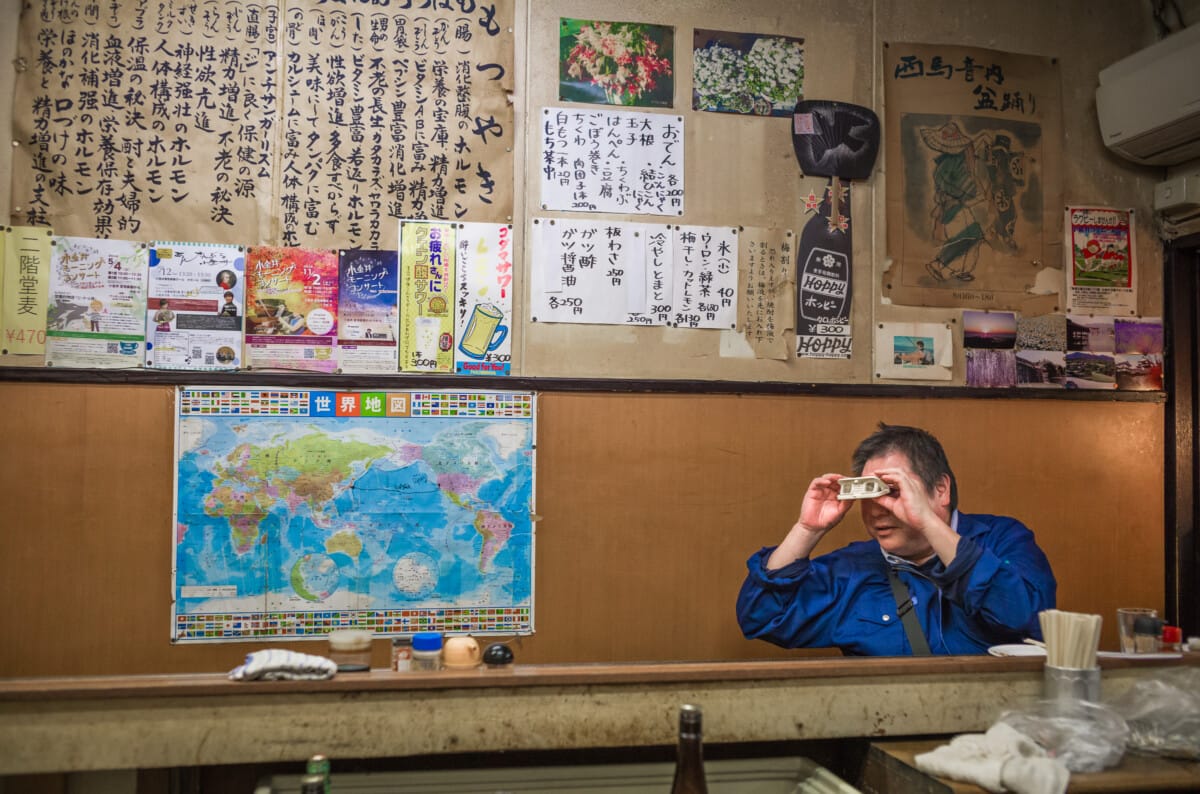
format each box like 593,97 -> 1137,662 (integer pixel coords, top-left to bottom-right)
858,450 -> 950,562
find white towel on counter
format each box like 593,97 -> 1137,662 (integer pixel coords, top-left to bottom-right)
915,722 -> 1069,794
228,649 -> 338,681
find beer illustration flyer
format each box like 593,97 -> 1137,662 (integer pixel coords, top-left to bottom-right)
399,220 -> 456,373
455,222 -> 513,376
145,241 -> 246,370
337,249 -> 400,374
244,246 -> 339,373
45,235 -> 149,368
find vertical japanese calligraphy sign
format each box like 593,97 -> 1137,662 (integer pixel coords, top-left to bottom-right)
46,236 -> 149,368
399,220 -> 456,373
2,226 -> 53,356
540,107 -> 685,215
737,227 -> 794,360
1065,206 -> 1137,316
455,222 -> 513,376
12,0 -> 278,244
244,246 -> 338,373
883,42 -> 1063,313
671,226 -> 738,329
336,249 -> 400,375
11,0 -> 515,249
279,1 -> 515,250
529,218 -> 648,326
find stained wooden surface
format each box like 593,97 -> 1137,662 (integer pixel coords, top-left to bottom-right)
866,739 -> 1200,793
0,383 -> 1165,677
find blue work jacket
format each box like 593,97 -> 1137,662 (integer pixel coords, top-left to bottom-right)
736,512 -> 1057,655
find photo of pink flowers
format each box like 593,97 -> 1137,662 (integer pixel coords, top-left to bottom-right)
559,18 -> 675,108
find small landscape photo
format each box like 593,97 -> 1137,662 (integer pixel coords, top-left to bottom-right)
962,310 -> 1016,349
1064,351 -> 1116,389
1114,318 -> 1163,354
1016,350 -> 1066,388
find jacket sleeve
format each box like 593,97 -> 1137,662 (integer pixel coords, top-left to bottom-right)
929,516 -> 1057,638
736,546 -> 844,649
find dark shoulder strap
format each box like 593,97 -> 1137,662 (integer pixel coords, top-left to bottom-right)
886,567 -> 932,656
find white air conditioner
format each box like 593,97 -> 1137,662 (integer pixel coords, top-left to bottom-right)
1095,24 -> 1200,167
1155,167 -> 1200,239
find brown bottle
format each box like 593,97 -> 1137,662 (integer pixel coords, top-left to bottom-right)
670,704 -> 708,794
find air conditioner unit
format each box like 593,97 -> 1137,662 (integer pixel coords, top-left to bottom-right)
1095,24 -> 1200,167
1155,169 -> 1200,239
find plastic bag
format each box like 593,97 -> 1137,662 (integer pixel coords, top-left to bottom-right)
1109,667 -> 1200,760
997,699 -> 1129,772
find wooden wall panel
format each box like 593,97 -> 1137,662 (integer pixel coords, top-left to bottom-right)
0,383 -> 1163,676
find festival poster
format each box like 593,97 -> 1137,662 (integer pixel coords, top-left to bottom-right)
145,242 -> 245,370
455,223 -> 514,376
883,42 -> 1064,313
2,226 -> 53,355
45,236 -> 148,368
399,221 -> 456,373
244,246 -> 338,373
1065,206 -> 1137,316
336,249 -> 399,375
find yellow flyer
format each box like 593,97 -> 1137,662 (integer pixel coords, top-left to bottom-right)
399,220 -> 456,372
2,226 -> 53,355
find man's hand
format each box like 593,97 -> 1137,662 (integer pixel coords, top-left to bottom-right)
870,466 -> 958,565
766,474 -> 854,570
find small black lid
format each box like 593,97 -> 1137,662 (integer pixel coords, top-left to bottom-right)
482,642 -> 514,666
1133,615 -> 1164,634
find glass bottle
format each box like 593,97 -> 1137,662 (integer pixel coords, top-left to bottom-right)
670,704 -> 708,794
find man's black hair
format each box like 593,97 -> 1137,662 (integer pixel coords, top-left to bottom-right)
850,422 -> 958,513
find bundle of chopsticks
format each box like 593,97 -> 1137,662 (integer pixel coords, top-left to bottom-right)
1038,609 -> 1102,669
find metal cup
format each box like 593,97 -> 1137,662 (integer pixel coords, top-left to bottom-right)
1043,664 -> 1101,703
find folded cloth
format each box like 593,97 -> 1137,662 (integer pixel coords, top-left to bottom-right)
915,722 -> 1069,794
228,649 -> 338,681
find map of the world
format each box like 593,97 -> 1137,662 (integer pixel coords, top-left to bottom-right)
172,388 -> 535,642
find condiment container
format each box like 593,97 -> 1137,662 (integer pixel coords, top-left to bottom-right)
442,636 -> 481,669
327,629 -> 372,671
1133,615 -> 1163,653
411,631 -> 443,671
1162,625 -> 1183,653
391,636 -> 413,671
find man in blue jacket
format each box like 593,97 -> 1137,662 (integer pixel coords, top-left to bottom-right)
737,423 -> 1056,655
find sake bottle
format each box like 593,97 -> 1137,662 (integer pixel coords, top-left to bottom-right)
670,704 -> 708,794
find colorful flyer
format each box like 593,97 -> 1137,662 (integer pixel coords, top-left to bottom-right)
244,246 -> 338,373
337,249 -> 400,374
2,226 -> 53,355
455,223 -> 514,375
145,242 -> 246,370
1066,206 -> 1137,316
399,221 -> 456,373
45,236 -> 148,368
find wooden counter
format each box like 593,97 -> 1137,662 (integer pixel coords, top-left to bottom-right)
864,739 -> 1200,792
2,655 -> 1194,777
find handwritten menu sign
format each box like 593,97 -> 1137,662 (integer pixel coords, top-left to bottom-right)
12,0 -> 515,249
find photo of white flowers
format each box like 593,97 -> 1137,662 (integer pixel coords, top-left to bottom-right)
692,29 -> 804,117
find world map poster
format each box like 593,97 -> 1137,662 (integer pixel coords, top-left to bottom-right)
172,387 -> 535,642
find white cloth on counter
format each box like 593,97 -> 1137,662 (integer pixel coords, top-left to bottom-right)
914,722 -> 1069,794
228,649 -> 338,681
